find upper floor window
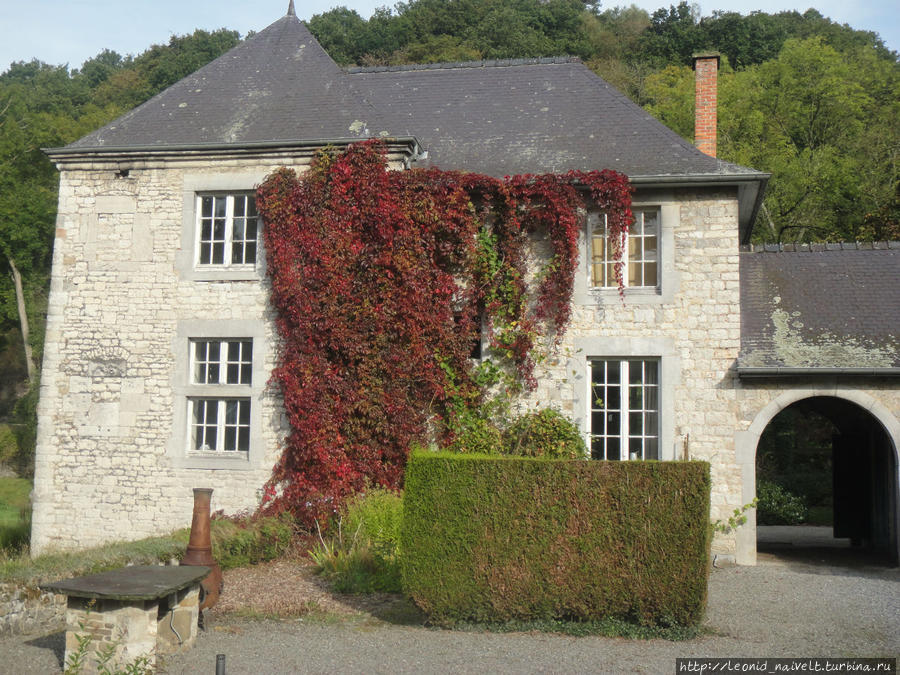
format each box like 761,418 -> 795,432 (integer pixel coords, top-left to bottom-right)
196,194 -> 258,268
191,339 -> 252,385
590,208 -> 659,289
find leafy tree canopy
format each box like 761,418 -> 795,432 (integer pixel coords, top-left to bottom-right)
0,29 -> 242,399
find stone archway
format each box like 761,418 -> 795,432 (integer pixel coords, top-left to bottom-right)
735,389 -> 900,565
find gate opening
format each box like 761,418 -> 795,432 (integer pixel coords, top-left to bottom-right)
755,396 -> 898,566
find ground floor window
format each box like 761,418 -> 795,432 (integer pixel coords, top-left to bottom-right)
186,337 -> 253,454
189,398 -> 251,452
590,359 -> 659,460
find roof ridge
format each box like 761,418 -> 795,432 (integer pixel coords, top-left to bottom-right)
347,56 -> 581,74
740,241 -> 900,252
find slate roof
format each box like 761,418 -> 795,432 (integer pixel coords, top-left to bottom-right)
740,243 -> 900,370
59,12 -> 763,185
349,60 -> 753,179
67,15 -> 387,148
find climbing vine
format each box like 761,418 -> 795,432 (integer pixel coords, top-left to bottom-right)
256,141 -> 632,523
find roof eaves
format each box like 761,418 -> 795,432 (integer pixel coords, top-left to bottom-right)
740,241 -> 900,253
630,172 -> 769,240
45,136 -> 422,160
737,367 -> 900,379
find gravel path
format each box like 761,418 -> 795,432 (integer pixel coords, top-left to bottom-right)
2,555 -> 897,674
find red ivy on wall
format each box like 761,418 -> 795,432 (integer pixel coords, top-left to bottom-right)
256,141 -> 631,523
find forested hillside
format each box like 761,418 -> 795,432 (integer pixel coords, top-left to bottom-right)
0,1 -> 897,448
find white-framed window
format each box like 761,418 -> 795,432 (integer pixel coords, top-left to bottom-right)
195,194 -> 259,269
589,358 -> 659,460
187,339 -> 252,453
590,208 -> 659,289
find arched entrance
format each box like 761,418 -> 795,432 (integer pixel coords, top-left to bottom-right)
737,390 -> 899,566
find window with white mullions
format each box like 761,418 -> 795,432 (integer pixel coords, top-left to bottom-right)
196,194 -> 258,267
187,338 -> 253,454
590,359 -> 659,460
189,398 -> 250,452
590,208 -> 659,289
191,339 -> 252,385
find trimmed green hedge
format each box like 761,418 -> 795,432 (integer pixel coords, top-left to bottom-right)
401,453 -> 710,626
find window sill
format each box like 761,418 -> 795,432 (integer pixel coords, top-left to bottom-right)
582,287 -> 664,305
183,268 -> 262,283
180,451 -> 252,471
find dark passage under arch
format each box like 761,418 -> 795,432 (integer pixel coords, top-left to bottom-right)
756,396 -> 898,566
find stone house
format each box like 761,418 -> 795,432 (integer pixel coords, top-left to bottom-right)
32,6 -> 898,565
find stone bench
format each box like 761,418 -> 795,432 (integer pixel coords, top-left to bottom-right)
41,565 -> 209,673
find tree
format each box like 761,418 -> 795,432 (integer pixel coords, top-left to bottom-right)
0,31 -> 244,425
721,38 -> 898,241
307,7 -> 373,65
639,2 -> 704,66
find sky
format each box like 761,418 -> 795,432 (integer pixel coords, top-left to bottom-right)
0,0 -> 897,74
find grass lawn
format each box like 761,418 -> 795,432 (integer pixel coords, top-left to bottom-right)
0,476 -> 32,552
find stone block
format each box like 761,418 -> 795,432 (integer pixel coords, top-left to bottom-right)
95,196 -> 137,213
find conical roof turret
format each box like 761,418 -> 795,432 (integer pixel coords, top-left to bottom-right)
67,13 -> 389,150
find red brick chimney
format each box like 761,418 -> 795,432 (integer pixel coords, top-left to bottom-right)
692,52 -> 720,157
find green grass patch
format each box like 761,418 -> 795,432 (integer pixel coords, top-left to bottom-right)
0,477 -> 31,519
0,511 -> 299,586
0,477 -> 32,553
209,513 -> 296,570
0,532 -> 189,586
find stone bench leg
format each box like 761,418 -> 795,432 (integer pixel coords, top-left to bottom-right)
156,585 -> 201,655
65,598 -> 158,673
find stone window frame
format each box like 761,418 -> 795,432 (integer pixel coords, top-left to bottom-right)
569,336 -> 679,461
169,319 -> 268,471
573,195 -> 679,306
177,172 -> 270,282
194,194 -> 260,269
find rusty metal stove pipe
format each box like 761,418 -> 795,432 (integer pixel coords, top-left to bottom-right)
181,487 -> 223,611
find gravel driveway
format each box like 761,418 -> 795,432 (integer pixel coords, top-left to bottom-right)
3,552 -> 897,674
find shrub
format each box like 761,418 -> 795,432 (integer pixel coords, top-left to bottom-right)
209,513 -> 296,569
503,408 -> 586,459
447,411 -> 504,455
401,453 -> 710,626
756,479 -> 808,525
309,488 -> 403,593
10,386 -> 38,477
342,488 -> 403,559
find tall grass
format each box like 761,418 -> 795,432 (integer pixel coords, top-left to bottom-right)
309,488 -> 403,594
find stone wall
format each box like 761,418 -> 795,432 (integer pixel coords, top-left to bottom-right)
32,150 -> 747,557
33,151 -> 331,553
0,583 -> 66,636
733,380 -> 900,564
521,187 -> 745,559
